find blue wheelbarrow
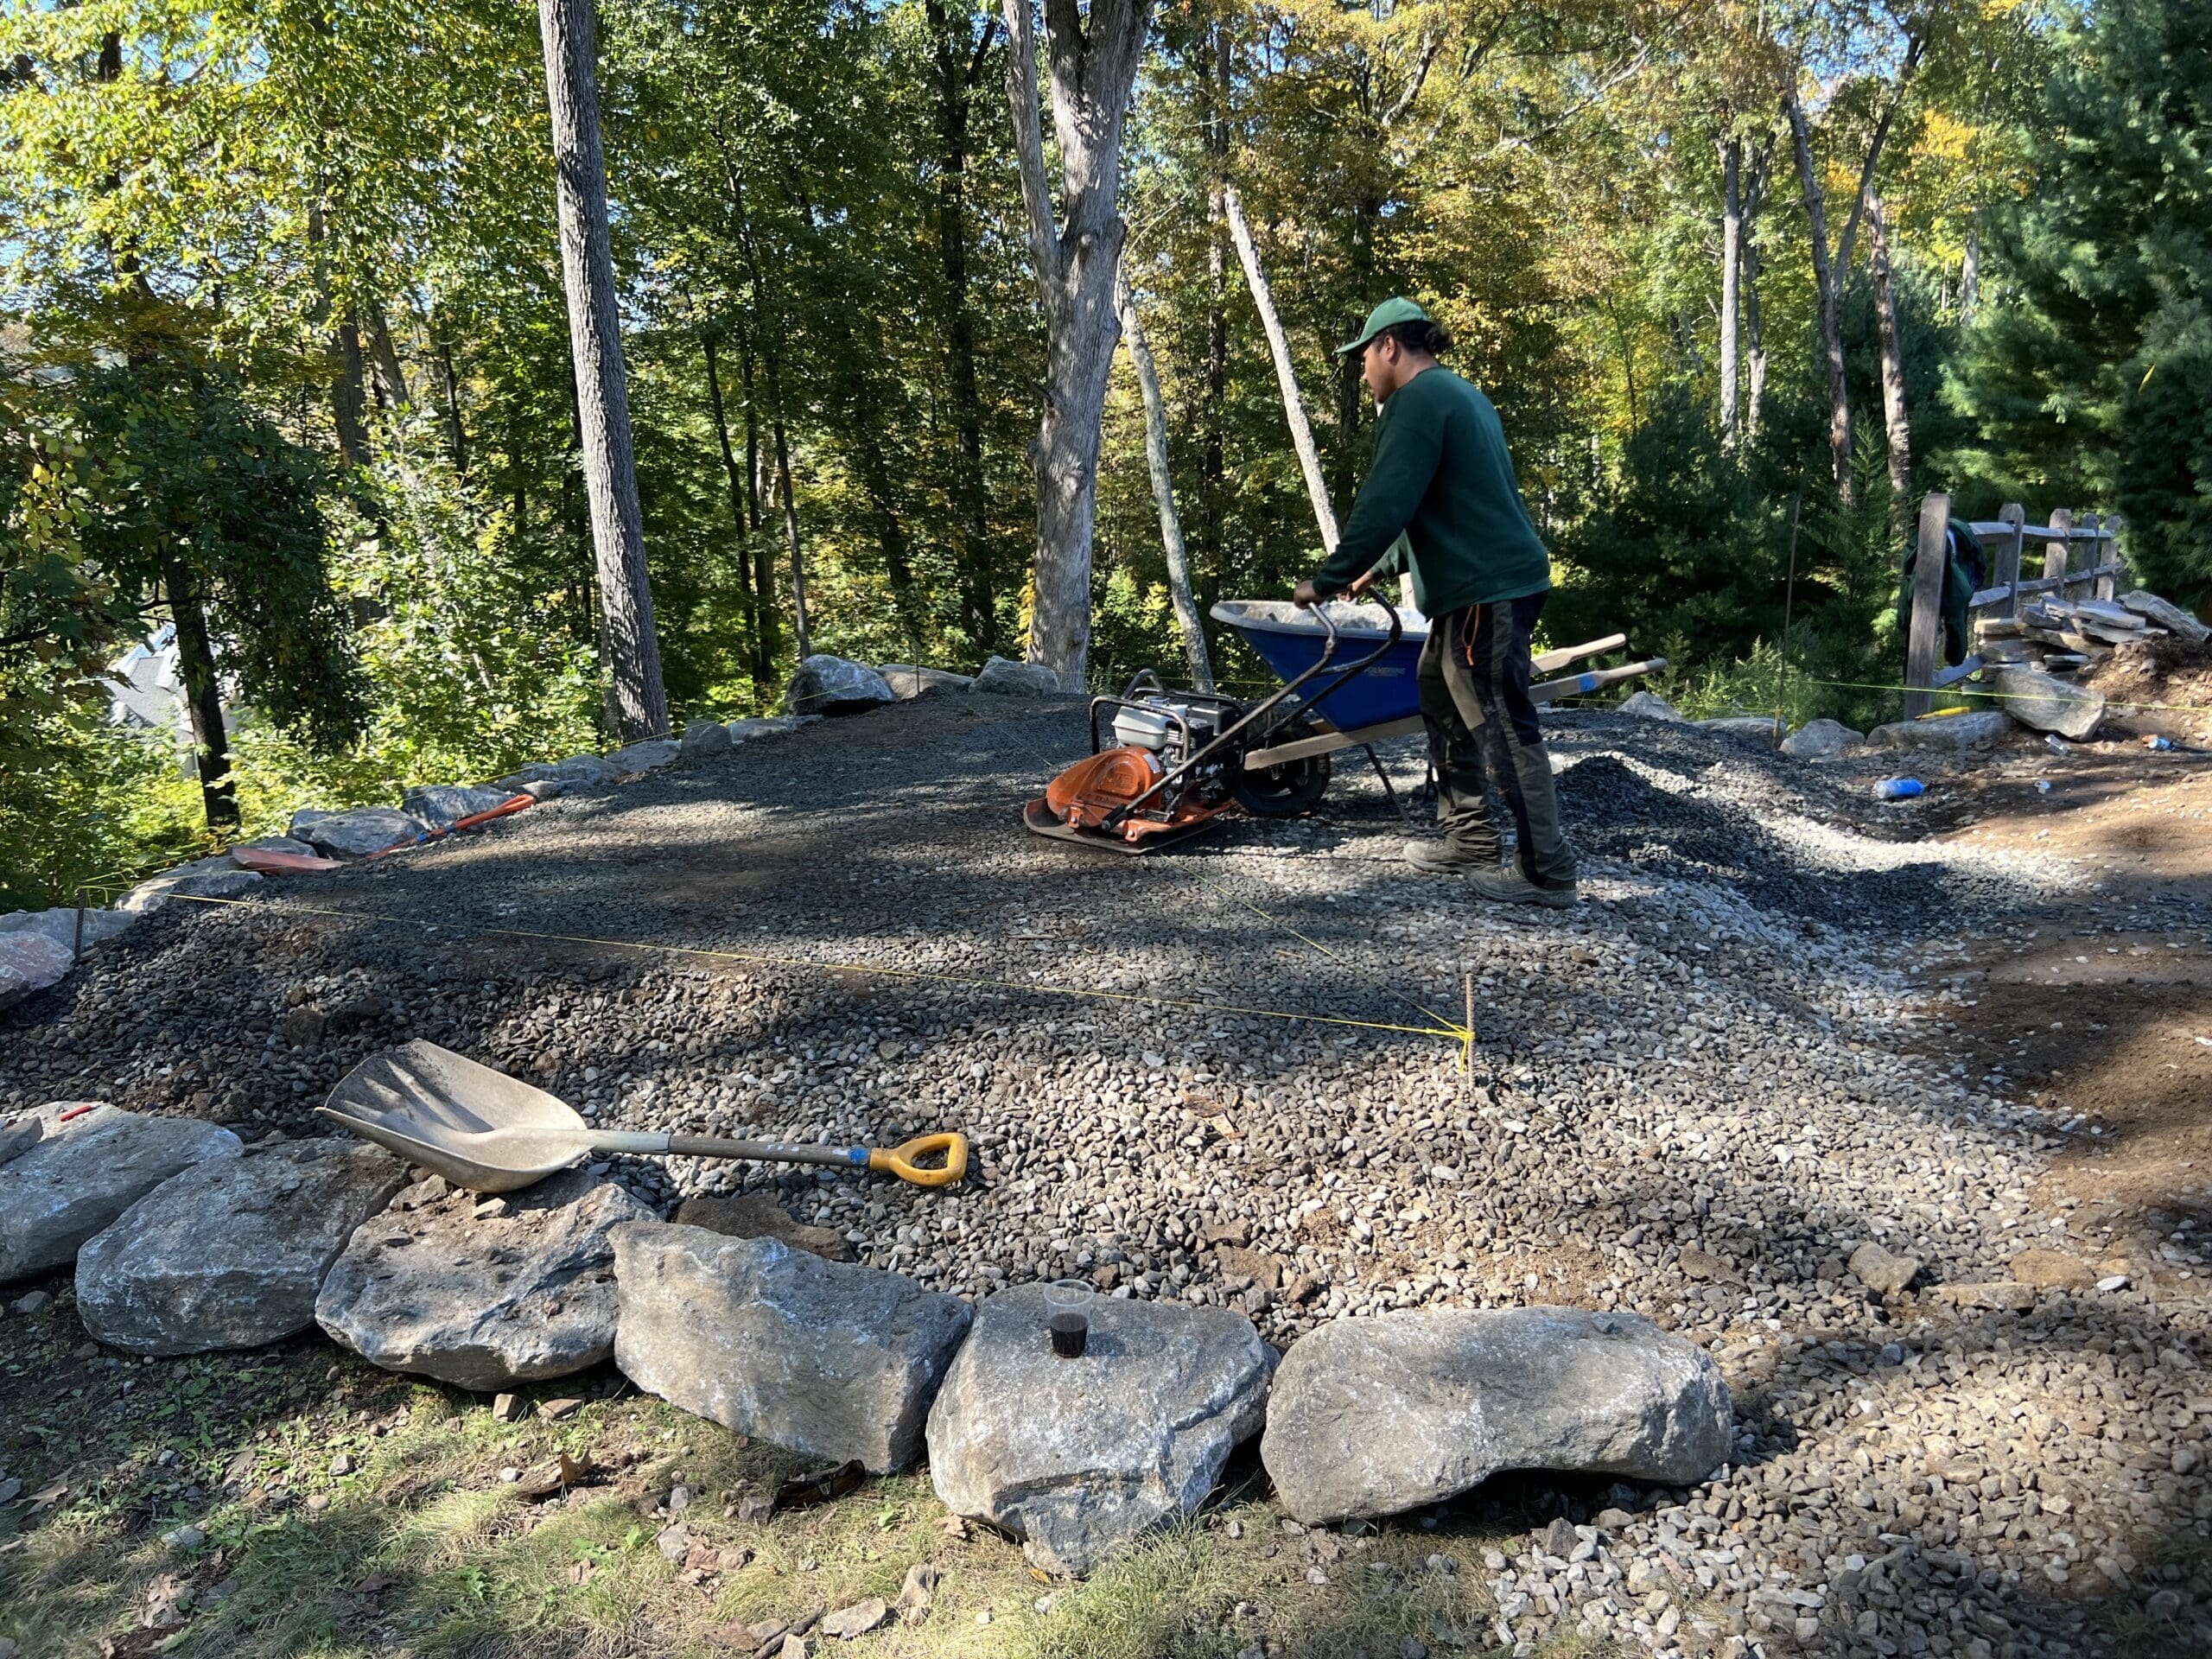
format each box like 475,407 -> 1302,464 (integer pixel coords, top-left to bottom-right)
1023,575 -> 1666,853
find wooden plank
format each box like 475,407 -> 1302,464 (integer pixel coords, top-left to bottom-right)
1243,715 -> 1423,770
1903,493 -> 1952,720
1968,586 -> 2013,610
1931,656 -> 1983,689
1532,633 -> 1627,673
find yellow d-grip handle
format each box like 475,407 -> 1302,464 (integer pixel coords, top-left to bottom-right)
868,1132 -> 969,1188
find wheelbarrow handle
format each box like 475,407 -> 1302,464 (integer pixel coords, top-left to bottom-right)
663,1131 -> 970,1188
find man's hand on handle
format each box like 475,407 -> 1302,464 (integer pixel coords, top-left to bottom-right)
1292,578 -> 1322,610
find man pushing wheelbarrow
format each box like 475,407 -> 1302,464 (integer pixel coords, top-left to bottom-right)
1294,297 -> 1578,910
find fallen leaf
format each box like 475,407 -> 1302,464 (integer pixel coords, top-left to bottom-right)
1028,1566 -> 1052,1585
567,1559 -> 596,1586
28,1483 -> 67,1511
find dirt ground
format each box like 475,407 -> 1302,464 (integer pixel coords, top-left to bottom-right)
1916,741 -> 2212,1250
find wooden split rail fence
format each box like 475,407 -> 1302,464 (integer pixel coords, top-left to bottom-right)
1902,492 -> 2128,720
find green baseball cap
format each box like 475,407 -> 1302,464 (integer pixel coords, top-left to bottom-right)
1337,296 -> 1432,356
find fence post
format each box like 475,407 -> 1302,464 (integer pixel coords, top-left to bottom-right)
2090,513 -> 2116,600
1903,492 -> 1951,721
2044,505 -> 2073,600
2106,512 -> 2128,594
1996,502 -> 2025,618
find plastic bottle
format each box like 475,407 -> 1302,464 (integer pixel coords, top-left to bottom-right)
2143,734 -> 2177,753
1873,778 -> 1924,801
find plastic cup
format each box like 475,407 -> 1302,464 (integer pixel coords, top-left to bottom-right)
1044,1278 -> 1092,1358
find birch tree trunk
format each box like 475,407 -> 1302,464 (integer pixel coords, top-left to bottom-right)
700,329 -> 763,689
1866,189 -> 1914,542
1001,0 -> 1150,690
1718,137 -> 1741,447
1960,219 -> 1980,322
1223,184 -> 1339,549
1116,265 -> 1214,691
1784,86 -> 1853,505
537,0 -> 669,740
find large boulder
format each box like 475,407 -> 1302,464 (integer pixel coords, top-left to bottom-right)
677,721 -> 733,761
76,1138 -> 407,1355
2120,589 -> 2209,646
0,932 -> 75,1009
1779,718 -> 1864,760
1260,1306 -> 1734,1524
0,906 -> 137,955
1616,690 -> 1685,722
672,1192 -> 855,1262
973,656 -> 1065,697
289,806 -> 422,860
317,1170 -> 652,1390
879,664 -> 976,700
926,1286 -> 1273,1576
401,783 -> 515,830
1991,665 -> 2106,740
783,655 -> 896,716
611,1224 -> 970,1472
601,739 -> 681,775
727,715 -> 818,743
554,753 -> 620,787
120,854 -> 265,913
1696,715 -> 1782,741
0,1104 -> 241,1283
1865,710 -> 2012,753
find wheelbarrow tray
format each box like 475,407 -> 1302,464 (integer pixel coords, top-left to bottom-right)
1212,599 -> 1424,732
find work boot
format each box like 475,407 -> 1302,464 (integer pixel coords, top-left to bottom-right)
1402,837 -> 1489,874
1468,865 -> 1578,909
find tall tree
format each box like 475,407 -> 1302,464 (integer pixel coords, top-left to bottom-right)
1001,0 -> 1152,689
1865,188 -> 1913,537
537,0 -> 668,739
1116,263 -> 1213,690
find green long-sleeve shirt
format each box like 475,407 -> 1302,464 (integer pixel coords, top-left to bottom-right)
1310,366 -> 1551,614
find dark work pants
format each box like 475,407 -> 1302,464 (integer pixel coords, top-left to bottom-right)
1414,594 -> 1578,889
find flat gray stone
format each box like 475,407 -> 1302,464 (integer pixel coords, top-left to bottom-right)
972,655 -> 1065,697
1616,690 -> 1685,722
1696,715 -> 1782,741
879,664 -> 976,700
0,1104 -> 241,1282
401,783 -> 514,830
611,1223 -> 970,1472
678,721 -> 733,760
784,655 -> 896,715
554,753 -> 620,786
288,806 -> 421,860
602,740 -> 682,775
232,836 -> 319,861
119,855 -> 265,913
1991,665 -> 2105,739
493,762 -> 562,786
317,1170 -> 652,1389
672,1192 -> 855,1261
2120,589 -> 2209,645
727,715 -> 818,743
76,1138 -> 407,1355
926,1285 -> 1273,1576
0,932 -> 73,1008
1260,1306 -> 1734,1524
0,906 -> 137,954
1779,718 -> 1864,760
1849,1241 -> 1923,1295
1865,710 -> 2012,752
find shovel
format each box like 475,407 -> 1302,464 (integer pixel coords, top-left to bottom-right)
318,1039 -> 967,1194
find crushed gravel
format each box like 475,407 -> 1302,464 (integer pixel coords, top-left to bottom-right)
4,696 -> 2209,1658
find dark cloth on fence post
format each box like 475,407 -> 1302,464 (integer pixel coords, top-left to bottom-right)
1418,594 -> 1578,891
1896,519 -> 1985,667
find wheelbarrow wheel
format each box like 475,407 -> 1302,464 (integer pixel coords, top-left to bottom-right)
1230,714 -> 1332,818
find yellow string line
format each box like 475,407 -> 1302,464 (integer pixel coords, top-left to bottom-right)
130,889 -> 1468,1046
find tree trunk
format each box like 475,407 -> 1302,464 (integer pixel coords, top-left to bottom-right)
1718,137 -> 1741,446
928,0 -> 1000,658
1224,184 -> 1340,550
701,329 -> 762,687
365,307 -> 410,409
1743,232 -> 1768,451
1116,265 -> 1214,691
1866,188 -> 1914,541
1001,0 -> 1151,690
1201,20 -> 1230,597
739,332 -> 763,531
1784,86 -> 1853,505
772,407 -> 809,661
162,558 -> 238,830
436,340 -> 469,473
1961,219 -> 1980,322
537,0 -> 669,740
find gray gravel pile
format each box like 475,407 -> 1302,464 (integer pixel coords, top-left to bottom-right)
3,700 -> 2208,1656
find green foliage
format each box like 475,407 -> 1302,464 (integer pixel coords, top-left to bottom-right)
0,709 -> 201,912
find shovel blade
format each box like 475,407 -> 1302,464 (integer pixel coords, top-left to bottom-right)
322,1039 -> 591,1193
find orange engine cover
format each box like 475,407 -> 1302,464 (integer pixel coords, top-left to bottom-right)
1043,746 -> 1227,842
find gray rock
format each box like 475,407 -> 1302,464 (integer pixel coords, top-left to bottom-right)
76,1138 -> 407,1354
492,762 -> 562,786
879,664 -> 976,700
1259,1306 -> 1733,1524
973,655 -> 1066,697
231,836 -> 319,861
926,1285 -> 1273,1576
677,721 -> 733,760
119,855 -> 266,913
401,783 -> 514,830
820,1599 -> 890,1639
1616,690 -> 1685,722
672,1192 -> 855,1261
611,1223 -> 970,1472
783,655 -> 896,715
0,932 -> 75,1009
317,1170 -> 652,1389
601,740 -> 682,775
1934,1281 -> 2039,1313
288,807 -> 422,860
727,715 -> 817,743
554,753 -> 620,786
0,1104 -> 241,1282
1848,1241 -> 1922,1295
507,778 -> 566,802
0,907 -> 137,957
1865,710 -> 2012,752
1991,665 -> 2106,740
1696,715 -> 1783,741
2119,589 -> 2209,645
1779,719 -> 1864,760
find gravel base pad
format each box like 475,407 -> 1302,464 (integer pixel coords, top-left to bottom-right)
5,699 -> 2209,1658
